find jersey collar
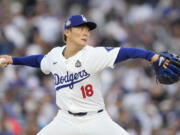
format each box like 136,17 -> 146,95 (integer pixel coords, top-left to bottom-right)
60,45 -> 88,61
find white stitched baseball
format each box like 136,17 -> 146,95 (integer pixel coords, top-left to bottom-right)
0,58 -> 7,67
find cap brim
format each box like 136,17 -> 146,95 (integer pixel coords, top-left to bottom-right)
78,22 -> 97,31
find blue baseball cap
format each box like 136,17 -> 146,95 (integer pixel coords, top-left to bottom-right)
64,14 -> 97,30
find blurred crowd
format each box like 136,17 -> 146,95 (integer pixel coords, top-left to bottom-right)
0,0 -> 180,135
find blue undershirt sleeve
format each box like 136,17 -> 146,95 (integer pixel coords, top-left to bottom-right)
114,48 -> 155,64
12,55 -> 45,68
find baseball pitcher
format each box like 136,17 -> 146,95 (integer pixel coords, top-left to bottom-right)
0,14 -> 180,135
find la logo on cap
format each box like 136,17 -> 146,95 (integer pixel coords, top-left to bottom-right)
81,15 -> 87,22
66,20 -> 71,26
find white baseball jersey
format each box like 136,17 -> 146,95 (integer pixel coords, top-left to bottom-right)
40,45 -> 120,113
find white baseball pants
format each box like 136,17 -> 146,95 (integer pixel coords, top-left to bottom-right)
37,109 -> 130,135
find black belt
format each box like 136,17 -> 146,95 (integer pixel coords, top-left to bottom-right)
68,109 -> 103,116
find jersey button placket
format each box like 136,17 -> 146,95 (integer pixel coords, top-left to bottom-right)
66,59 -> 74,71
64,60 -> 68,70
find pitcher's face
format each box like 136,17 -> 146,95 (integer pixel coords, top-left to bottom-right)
65,25 -> 90,46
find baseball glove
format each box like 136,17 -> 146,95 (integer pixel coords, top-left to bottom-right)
153,52 -> 180,84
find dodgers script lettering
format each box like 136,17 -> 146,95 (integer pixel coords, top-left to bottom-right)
53,70 -> 90,90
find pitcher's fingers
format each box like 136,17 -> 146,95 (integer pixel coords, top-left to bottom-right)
163,64 -> 167,69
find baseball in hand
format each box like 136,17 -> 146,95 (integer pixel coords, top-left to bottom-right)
0,58 -> 7,67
